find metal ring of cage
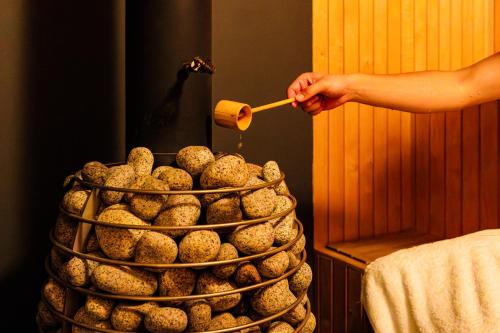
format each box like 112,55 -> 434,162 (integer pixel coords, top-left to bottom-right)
49,218 -> 303,269
39,289 -> 311,333
45,248 -> 307,302
58,192 -> 297,232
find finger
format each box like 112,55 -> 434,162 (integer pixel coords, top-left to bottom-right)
295,79 -> 325,103
302,102 -> 322,114
301,96 -> 320,108
309,109 -> 322,116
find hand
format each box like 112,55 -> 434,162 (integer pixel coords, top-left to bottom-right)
287,72 -> 354,115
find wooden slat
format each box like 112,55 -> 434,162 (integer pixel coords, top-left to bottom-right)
373,0 -> 388,236
359,0 -> 375,239
445,0 -> 463,238
343,0 -> 360,241
387,0 -> 402,233
328,0 -> 345,244
415,0 -> 430,232
333,260 -> 346,333
347,268 -> 363,332
318,255 -> 333,332
401,0 -> 416,232
312,0 -> 329,249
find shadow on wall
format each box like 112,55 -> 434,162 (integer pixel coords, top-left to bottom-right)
0,1 -> 125,331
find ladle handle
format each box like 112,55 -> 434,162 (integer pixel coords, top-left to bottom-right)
252,97 -> 296,113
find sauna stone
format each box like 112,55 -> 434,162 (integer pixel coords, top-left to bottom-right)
211,243 -> 239,279
250,280 -> 295,316
127,147 -> 154,176
158,268 -> 197,298
267,321 -> 294,333
241,177 -> 277,218
262,161 -> 289,195
158,166 -> 193,190
281,303 -> 306,326
144,307 -> 188,333
85,294 -> 114,321
154,194 -> 201,238
236,315 -> 261,333
54,214 -> 77,248
91,265 -> 157,296
82,161 -> 108,185
229,222 -> 275,255
96,209 -> 148,260
256,249 -> 289,278
289,263 -> 312,294
72,306 -> 112,333
176,146 -> 215,177
246,163 -> 263,178
235,262 -> 262,287
206,194 -> 243,225
186,300 -> 212,332
200,154 -> 249,189
43,279 -> 65,312
178,230 -> 221,263
134,231 -> 178,267
101,164 -> 136,205
196,271 -> 242,311
62,188 -> 90,214
129,175 -> 169,220
207,313 -> 238,331
299,313 -> 316,333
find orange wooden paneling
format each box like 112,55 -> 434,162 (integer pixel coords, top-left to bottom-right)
313,0 -> 500,250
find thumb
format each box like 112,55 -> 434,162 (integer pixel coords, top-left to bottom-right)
295,80 -> 325,102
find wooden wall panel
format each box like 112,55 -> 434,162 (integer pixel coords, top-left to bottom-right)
313,0 -> 500,250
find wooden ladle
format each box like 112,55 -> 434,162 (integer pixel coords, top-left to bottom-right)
213,97 -> 295,131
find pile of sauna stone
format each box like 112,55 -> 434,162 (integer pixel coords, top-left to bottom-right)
37,146 -> 316,333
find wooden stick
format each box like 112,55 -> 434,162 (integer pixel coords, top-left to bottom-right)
252,97 -> 295,113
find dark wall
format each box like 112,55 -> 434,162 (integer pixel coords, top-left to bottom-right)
0,1 -> 125,330
211,0 -> 313,244
126,0 -> 212,153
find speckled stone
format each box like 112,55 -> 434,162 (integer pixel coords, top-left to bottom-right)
101,203 -> 130,213
85,295 -> 114,321
200,155 -> 249,189
230,297 -> 250,316
206,194 -> 243,225
158,268 -> 197,298
43,279 -> 65,312
101,165 -> 136,205
37,301 -> 60,328
91,265 -> 157,296
211,243 -> 239,279
111,302 -> 159,331
186,300 -> 211,332
62,188 -> 90,214
124,175 -> 148,202
281,303 -> 306,325
127,147 -> 154,176
250,280 -> 295,316
241,177 -> 277,219
176,146 -> 215,177
50,247 -> 67,274
154,194 -> 201,238
300,294 -> 308,307
110,304 -> 143,332
96,209 -> 148,260
199,190 -> 233,207
234,263 -> 262,287
72,306 -> 112,333
262,161 -> 289,195
61,256 -> 91,287
179,230 -> 221,263
54,214 -> 77,248
269,196 -> 295,246
129,175 -> 169,220
82,161 -> 108,185
286,251 -> 300,270
86,232 -> 100,253
299,313 -> 316,333
267,321 -> 294,333
236,315 -> 261,333
152,166 -> 172,178
246,163 -> 263,178
256,249 -> 289,278
207,313 -> 238,331
289,263 -> 312,294
196,271 -> 242,311
134,231 -> 178,268
290,233 -> 305,256
228,223 -> 275,255
158,166 -> 193,190
144,307 -> 188,333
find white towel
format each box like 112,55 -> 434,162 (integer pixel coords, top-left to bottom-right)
362,229 -> 500,333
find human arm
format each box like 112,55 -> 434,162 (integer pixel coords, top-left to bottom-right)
287,52 -> 500,114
